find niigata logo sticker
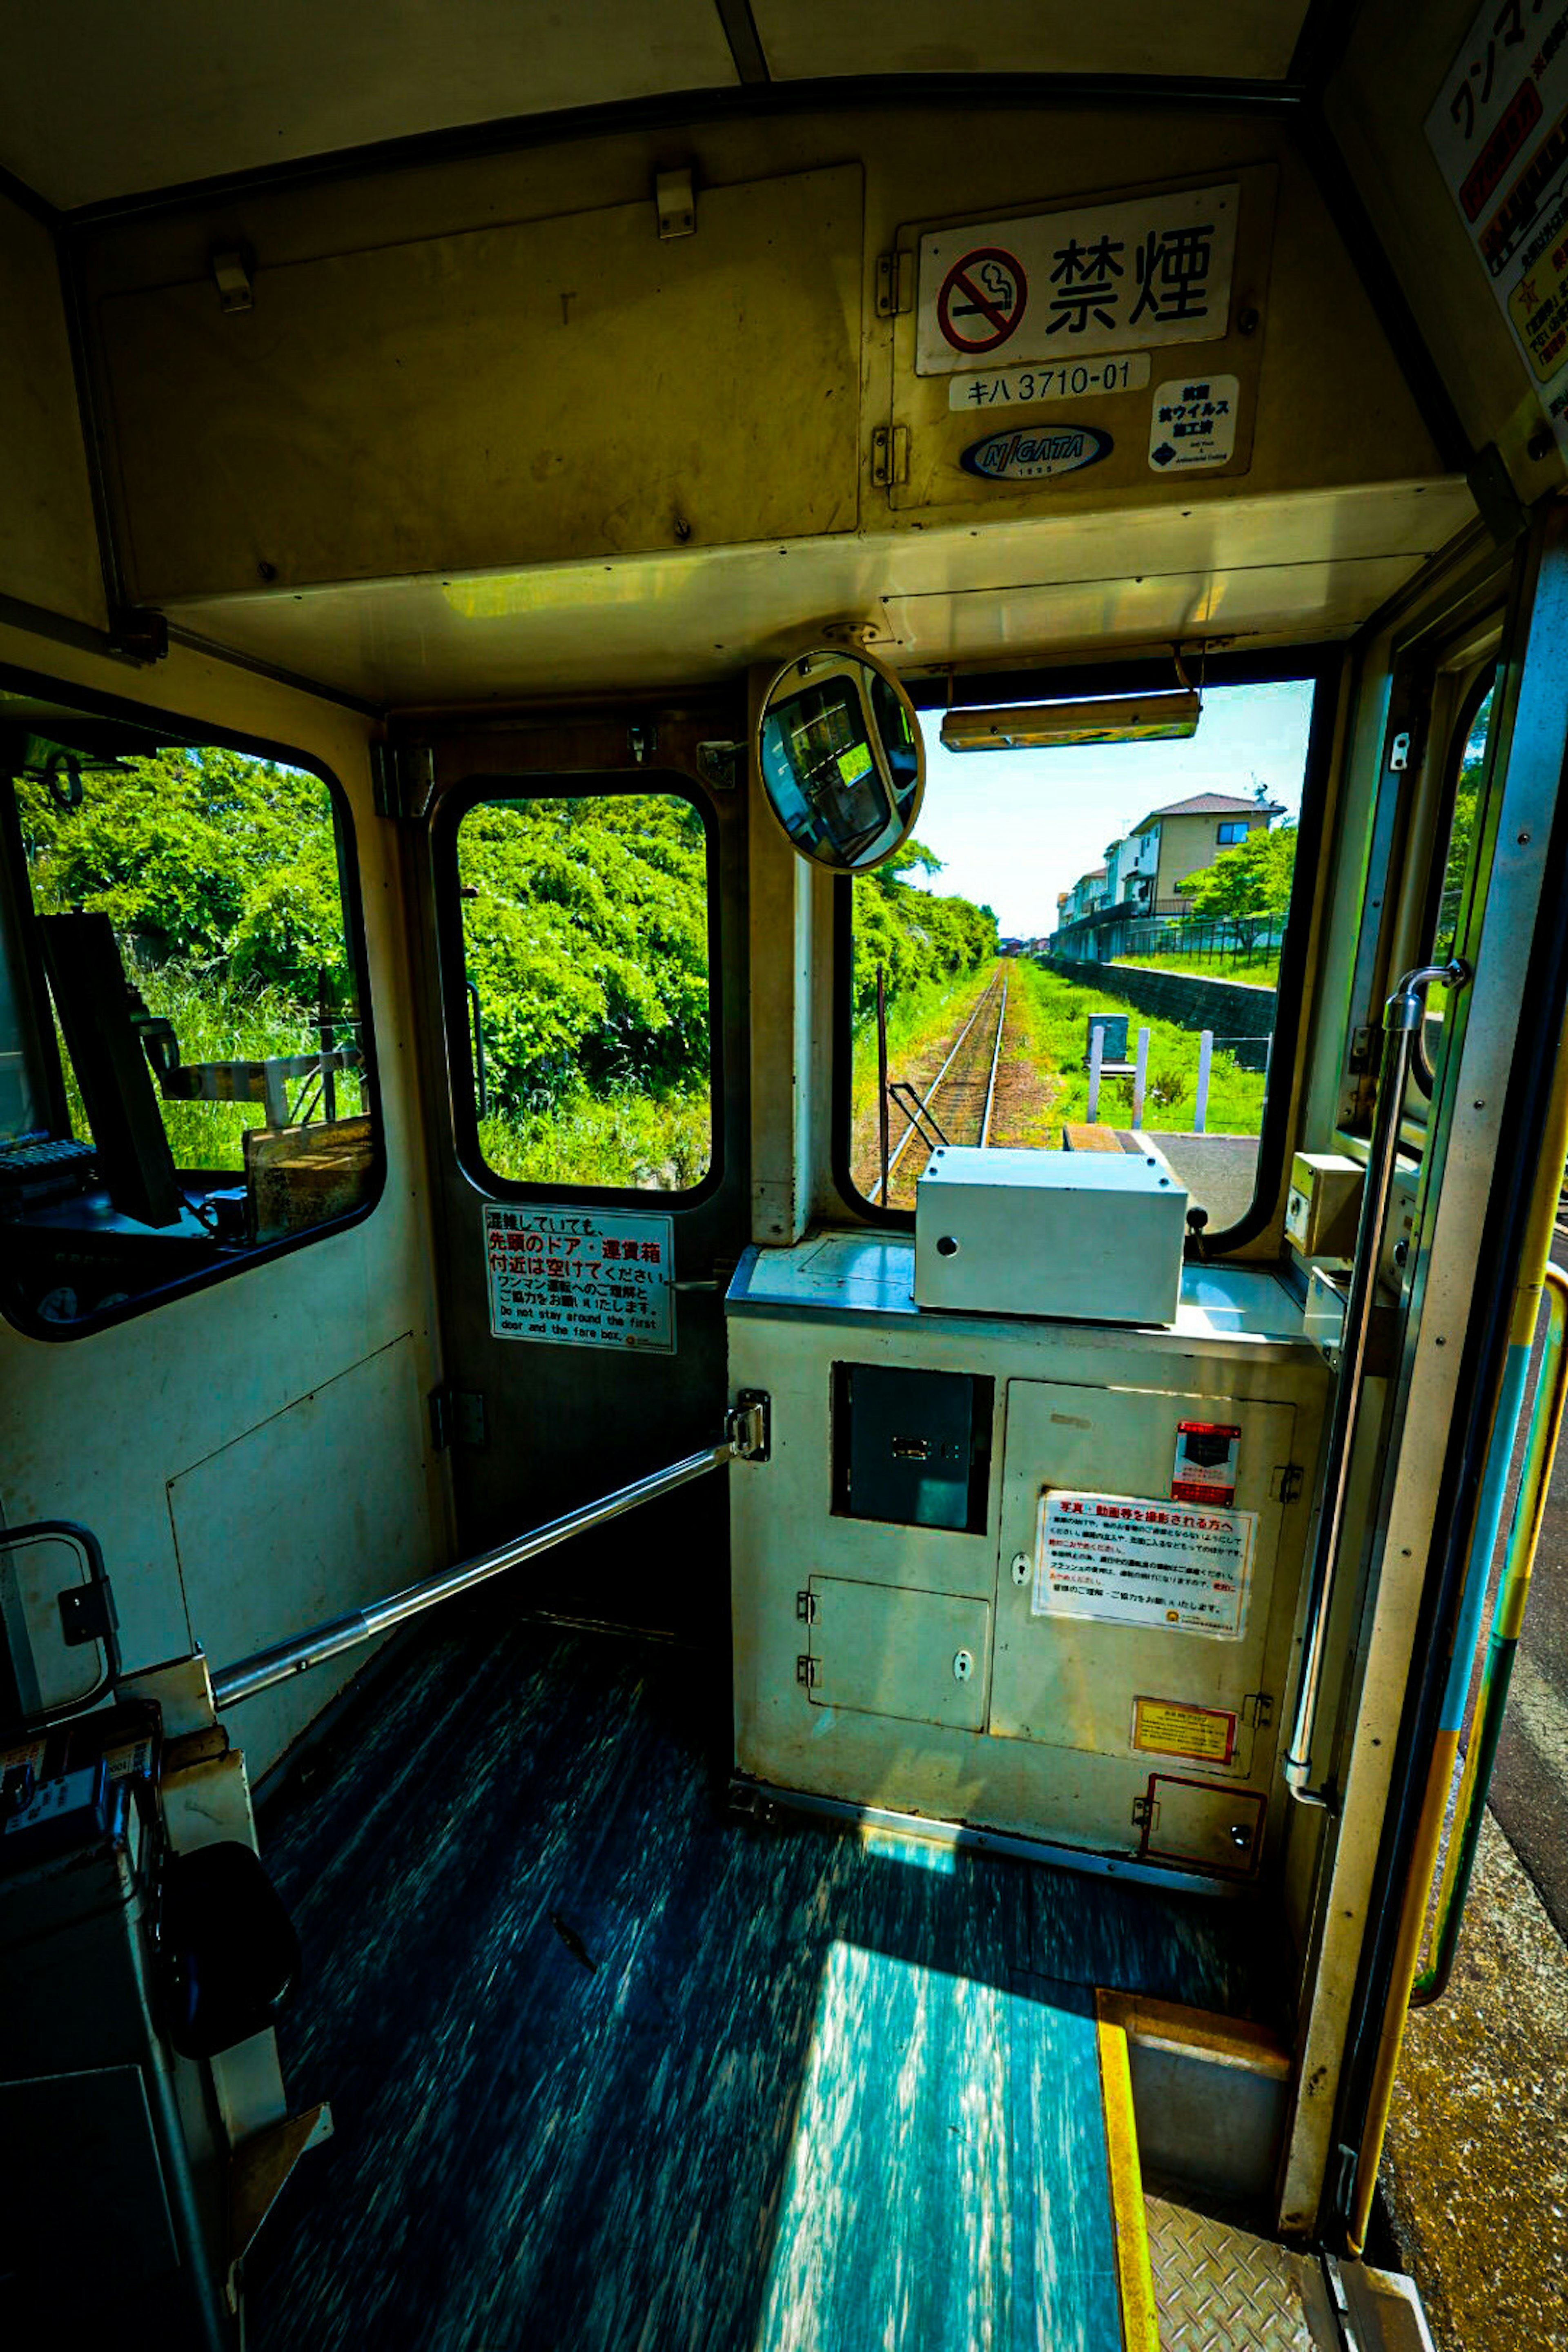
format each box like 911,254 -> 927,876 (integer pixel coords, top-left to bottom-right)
959,423 -> 1111,481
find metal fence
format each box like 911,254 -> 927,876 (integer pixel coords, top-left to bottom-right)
1050,908 -> 1286,965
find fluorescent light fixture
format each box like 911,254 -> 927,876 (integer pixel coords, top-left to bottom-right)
939,688 -> 1202,752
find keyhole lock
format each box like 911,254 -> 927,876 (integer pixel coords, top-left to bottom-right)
1011,1552 -> 1031,1587
953,1650 -> 975,1684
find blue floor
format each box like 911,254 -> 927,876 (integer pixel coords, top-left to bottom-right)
246,1602 -> 1278,2351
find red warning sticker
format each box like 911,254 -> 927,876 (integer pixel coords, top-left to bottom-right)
1172,1419 -> 1241,1505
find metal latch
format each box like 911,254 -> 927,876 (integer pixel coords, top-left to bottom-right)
726,1391 -> 771,1461
59,1579 -> 118,1648
1131,1793 -> 1157,1830
429,1388 -> 486,1452
871,424 -> 909,488
875,250 -> 915,315
1272,1463 -> 1305,1503
212,247 -> 254,313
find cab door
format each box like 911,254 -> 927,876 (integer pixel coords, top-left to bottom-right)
394,704 -> 750,1641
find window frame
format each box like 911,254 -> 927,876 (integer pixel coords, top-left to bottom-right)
1216,818 -> 1249,844
0,661 -> 385,1343
829,644 -> 1341,1255
433,769 -> 725,1211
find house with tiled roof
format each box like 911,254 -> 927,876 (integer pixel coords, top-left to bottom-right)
1117,790 -> 1283,913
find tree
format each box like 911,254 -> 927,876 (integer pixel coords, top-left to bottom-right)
1179,822 -> 1296,924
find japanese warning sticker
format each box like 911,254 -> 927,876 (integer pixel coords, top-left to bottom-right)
1171,1420 -> 1241,1506
1033,1490 -> 1256,1639
483,1204 -> 674,1352
1130,1697 -> 1238,1765
1148,374 -> 1240,470
1426,0 -> 1568,454
917,183 -> 1239,376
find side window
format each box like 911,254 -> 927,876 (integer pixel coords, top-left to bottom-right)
839,674 -> 1318,1241
0,701 -> 379,1334
450,786 -> 716,1195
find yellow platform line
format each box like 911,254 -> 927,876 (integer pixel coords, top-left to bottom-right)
1096,1992 -> 1160,2352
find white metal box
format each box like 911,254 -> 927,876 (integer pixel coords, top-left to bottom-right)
1284,1150 -> 1363,1258
913,1145 -> 1188,1325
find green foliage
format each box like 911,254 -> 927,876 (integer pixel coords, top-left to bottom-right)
457,795 -> 711,1135
1178,822 -> 1296,924
1114,948 -> 1281,986
849,851 -> 998,1026
1007,962 -> 1266,1140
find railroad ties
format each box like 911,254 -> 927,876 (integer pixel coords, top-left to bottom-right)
875,973 -> 1009,1212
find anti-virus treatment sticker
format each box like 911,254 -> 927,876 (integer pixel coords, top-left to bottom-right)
1033,1489 -> 1256,1639
483,1203 -> 674,1352
1171,1420 -> 1241,1505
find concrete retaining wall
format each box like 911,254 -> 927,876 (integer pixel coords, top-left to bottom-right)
1036,954 -> 1276,1072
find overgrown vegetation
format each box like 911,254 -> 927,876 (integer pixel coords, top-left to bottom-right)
1114,947 -> 1281,985
1011,963 -> 1266,1136
457,793 -> 713,1187
16,748 -> 359,1169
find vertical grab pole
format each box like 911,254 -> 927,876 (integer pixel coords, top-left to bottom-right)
1283,960 -> 1469,1809
1195,1031 -> 1213,1132
1132,1027 -> 1149,1128
1087,1022 -> 1105,1123
876,963 -> 890,1209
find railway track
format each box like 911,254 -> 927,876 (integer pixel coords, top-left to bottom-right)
871,970 -> 1010,1210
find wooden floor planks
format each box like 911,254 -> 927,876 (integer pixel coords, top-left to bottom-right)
247,1607 -> 1268,2352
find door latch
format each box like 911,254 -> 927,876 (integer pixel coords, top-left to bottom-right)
726,1391 -> 771,1461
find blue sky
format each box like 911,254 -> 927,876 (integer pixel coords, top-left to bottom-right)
905,678 -> 1316,935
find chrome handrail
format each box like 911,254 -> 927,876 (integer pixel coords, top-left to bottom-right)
210,1439 -> 736,1711
1283,959 -> 1468,1808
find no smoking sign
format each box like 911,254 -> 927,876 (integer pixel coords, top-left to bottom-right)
936,247 -> 1027,355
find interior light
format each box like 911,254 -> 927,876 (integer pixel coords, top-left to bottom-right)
939,687 -> 1202,752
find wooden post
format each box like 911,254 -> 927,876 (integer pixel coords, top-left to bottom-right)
1195,1030 -> 1213,1133
1132,1027 -> 1149,1128
1088,1022 -> 1105,1122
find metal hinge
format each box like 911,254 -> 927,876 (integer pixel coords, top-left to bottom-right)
871,424 -> 909,488
796,1655 -> 819,1689
58,1579 -> 118,1648
1388,729 -> 1411,773
106,607 -> 169,664
1272,1463 -> 1306,1503
695,740 -> 742,791
655,166 -> 695,241
795,1590 -> 817,1625
372,742 -> 436,822
1242,1690 -> 1274,1728
429,1387 -> 486,1452
726,1390 -> 771,1461
1347,1022 -> 1376,1075
875,249 -> 915,316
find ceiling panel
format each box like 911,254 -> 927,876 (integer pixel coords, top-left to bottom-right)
154,481 -> 1476,708
0,1 -> 739,211
750,1 -> 1309,87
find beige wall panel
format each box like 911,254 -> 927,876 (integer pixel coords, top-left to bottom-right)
1327,0 -> 1568,501
0,0 -> 739,211
751,0 -> 1305,83
0,619 -> 449,1780
0,192 -> 106,628
100,166 -> 864,601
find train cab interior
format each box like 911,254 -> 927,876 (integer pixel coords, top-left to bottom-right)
4,5 -> 1568,2347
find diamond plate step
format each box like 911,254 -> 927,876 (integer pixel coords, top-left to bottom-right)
1146,2193 -> 1320,2351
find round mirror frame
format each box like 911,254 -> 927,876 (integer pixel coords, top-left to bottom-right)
754,645 -> 926,873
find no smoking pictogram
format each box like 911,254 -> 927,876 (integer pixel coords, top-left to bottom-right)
936,247 -> 1028,354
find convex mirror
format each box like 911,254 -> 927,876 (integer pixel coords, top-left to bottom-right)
756,648 -> 924,871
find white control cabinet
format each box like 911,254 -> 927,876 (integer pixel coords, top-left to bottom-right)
915,1146 -> 1188,1325
727,1235 -> 1327,1882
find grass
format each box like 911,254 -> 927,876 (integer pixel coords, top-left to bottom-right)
1016,962 -> 1266,1136
62,958 -> 366,1173
1113,949 -> 1281,986
480,1084 -> 711,1191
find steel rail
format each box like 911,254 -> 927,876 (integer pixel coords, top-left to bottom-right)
210,1442 -> 731,1710
871,973 -> 1004,1203
979,973 -> 1009,1147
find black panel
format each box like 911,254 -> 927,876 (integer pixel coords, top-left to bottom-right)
833,1362 -> 992,1533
